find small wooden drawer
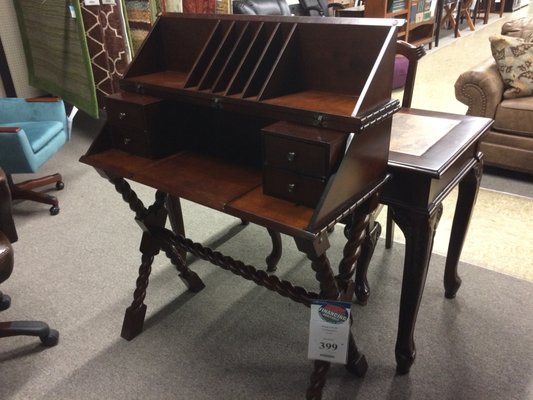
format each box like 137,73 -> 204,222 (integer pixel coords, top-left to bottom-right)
110,126 -> 156,158
261,121 -> 348,207
105,92 -> 179,159
262,121 -> 347,178
106,92 -> 163,131
263,167 -> 326,208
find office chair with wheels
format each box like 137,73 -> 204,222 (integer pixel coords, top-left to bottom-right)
0,167 -> 59,346
0,36 -> 69,215
0,97 -> 69,215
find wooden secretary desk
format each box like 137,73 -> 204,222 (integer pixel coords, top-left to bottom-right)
80,13 -> 401,399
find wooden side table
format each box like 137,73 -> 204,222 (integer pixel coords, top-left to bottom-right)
353,109 -> 493,373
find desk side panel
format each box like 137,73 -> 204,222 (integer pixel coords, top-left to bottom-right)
309,118 -> 392,230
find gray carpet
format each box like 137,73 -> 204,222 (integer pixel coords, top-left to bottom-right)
1,112 -> 532,399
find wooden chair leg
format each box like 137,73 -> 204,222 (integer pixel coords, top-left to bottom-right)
464,9 -> 476,31
483,0 -> 491,24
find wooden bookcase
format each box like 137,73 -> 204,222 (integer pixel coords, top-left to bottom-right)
364,0 -> 435,46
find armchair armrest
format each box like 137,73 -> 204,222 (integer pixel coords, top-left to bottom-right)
0,127 -> 22,133
0,128 -> 40,172
25,96 -> 61,103
0,98 -> 68,131
454,58 -> 504,118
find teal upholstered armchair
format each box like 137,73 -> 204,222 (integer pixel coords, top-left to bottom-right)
0,97 -> 69,215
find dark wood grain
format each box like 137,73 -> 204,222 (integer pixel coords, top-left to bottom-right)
225,186 -> 314,237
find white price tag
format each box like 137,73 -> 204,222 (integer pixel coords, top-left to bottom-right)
84,0 -> 100,5
308,300 -> 351,364
102,0 -> 116,4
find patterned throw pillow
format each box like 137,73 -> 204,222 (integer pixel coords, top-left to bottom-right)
489,35 -> 533,99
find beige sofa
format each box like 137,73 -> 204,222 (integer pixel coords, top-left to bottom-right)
454,17 -> 533,175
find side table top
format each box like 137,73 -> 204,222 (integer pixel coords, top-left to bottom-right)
388,109 -> 493,178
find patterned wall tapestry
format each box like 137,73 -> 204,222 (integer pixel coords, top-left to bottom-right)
124,0 -> 228,54
80,1 -> 131,109
182,0 -> 216,13
124,0 -> 157,53
13,0 -> 98,118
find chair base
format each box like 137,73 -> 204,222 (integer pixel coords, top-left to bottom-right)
7,173 -> 64,215
0,292 -> 11,311
0,291 -> 59,346
0,321 -> 59,346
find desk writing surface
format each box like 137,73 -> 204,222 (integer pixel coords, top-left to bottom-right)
225,187 -> 316,238
388,109 -> 493,177
132,152 -> 262,211
81,149 -> 156,179
80,145 -> 319,236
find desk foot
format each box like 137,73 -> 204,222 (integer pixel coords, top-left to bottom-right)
396,336 -> 416,374
395,346 -> 415,374
121,304 -> 147,341
306,360 -> 330,400
121,245 -> 157,341
156,228 -> 206,293
179,271 -> 206,293
345,334 -> 368,376
444,276 -> 462,299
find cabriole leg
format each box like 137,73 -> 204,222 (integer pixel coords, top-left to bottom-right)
390,203 -> 443,374
444,158 -> 482,298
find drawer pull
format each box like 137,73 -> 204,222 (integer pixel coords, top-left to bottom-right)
287,183 -> 295,193
287,152 -> 296,162
118,112 -> 127,120
123,137 -> 132,145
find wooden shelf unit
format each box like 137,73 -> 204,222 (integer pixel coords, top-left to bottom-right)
364,0 -> 435,45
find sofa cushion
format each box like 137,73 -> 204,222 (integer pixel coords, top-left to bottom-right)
489,35 -> 533,99
494,96 -> 533,137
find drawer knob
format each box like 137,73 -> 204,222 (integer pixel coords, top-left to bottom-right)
287,183 -> 295,193
123,137 -> 131,145
118,112 -> 127,120
287,152 -> 296,162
